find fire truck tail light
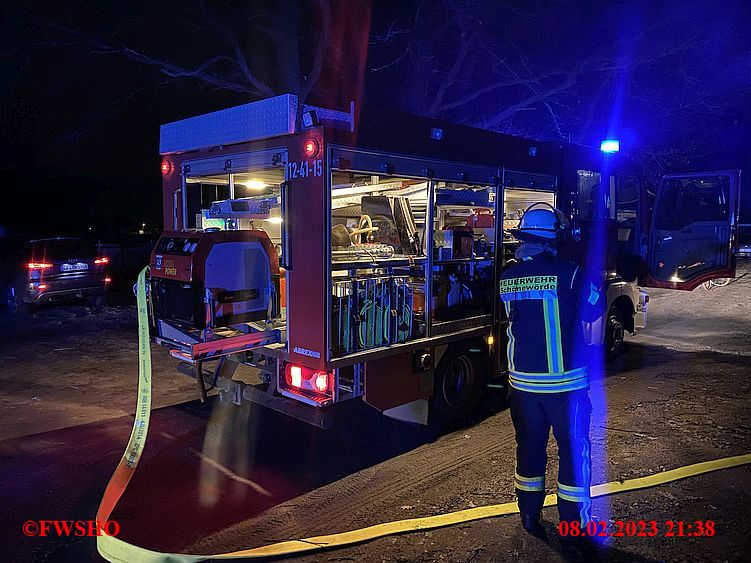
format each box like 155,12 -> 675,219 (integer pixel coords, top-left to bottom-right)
28,262 -> 53,270
303,138 -> 319,158
314,372 -> 329,393
284,363 -> 333,395
160,158 -> 173,175
95,257 -> 109,265
290,365 -> 303,388
37,284 -> 48,290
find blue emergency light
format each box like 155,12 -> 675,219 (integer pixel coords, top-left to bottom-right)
600,139 -> 620,153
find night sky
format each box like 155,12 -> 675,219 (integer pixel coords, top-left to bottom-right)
2,0 -> 749,240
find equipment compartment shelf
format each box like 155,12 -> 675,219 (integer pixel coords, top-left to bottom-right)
331,256 -> 427,271
433,257 -> 493,265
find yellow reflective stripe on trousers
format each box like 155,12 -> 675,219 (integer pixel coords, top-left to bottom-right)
557,480 -> 592,523
557,483 -> 590,495
515,473 -> 545,485
515,472 -> 545,492
516,482 -> 545,492
557,490 -> 585,503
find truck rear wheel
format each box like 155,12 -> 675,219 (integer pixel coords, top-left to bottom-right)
431,341 -> 486,424
605,304 -> 625,359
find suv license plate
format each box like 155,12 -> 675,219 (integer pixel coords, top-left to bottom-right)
61,262 -> 89,272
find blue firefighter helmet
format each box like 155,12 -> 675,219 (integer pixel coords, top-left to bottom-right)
510,202 -> 569,242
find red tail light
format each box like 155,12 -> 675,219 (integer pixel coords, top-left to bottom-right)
290,365 -> 303,388
314,372 -> 329,393
284,363 -> 332,396
104,277 -> 112,283
28,262 -> 53,270
37,283 -> 48,290
95,257 -> 109,265
303,138 -> 320,158
161,158 -> 173,175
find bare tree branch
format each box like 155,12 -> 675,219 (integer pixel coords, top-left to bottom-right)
23,14 -> 258,94
198,0 -> 275,97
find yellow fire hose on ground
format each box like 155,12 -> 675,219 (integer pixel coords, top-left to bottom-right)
96,268 -> 751,562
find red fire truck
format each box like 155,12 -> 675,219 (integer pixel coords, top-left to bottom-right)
150,94 -> 741,428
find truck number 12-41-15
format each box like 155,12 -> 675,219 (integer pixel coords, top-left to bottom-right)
287,159 -> 323,179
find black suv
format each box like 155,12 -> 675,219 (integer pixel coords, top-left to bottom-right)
1,237 -> 111,313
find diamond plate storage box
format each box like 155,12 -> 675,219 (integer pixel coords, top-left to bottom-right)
160,94 -> 299,154
160,94 -> 354,154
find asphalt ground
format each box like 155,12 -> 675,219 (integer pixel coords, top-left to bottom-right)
0,262 -> 749,562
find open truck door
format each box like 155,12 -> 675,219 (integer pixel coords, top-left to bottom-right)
644,170 -> 741,290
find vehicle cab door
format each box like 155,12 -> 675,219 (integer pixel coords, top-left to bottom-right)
643,170 -> 741,290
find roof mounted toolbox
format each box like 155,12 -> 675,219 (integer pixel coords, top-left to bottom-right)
160,94 -> 354,154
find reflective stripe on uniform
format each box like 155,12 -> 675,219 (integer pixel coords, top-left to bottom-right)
557,482 -> 591,503
509,367 -> 587,382
504,301 -> 515,372
502,273 -> 588,394
515,472 -> 545,492
509,377 -> 589,394
542,298 -> 565,374
500,289 -> 558,301
509,367 -> 588,393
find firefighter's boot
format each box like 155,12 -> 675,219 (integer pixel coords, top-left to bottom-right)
520,514 -> 547,541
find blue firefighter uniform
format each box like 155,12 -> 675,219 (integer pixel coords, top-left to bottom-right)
501,250 -> 602,528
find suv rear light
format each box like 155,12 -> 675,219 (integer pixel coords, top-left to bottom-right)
28,262 -> 53,270
283,363 -> 333,396
94,257 -> 109,265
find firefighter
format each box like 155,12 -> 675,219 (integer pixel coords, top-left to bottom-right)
500,203 -> 602,537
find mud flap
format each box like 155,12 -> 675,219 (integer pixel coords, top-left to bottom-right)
383,398 -> 429,425
363,351 -> 433,415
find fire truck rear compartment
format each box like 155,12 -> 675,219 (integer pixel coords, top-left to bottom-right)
149,230 -> 282,353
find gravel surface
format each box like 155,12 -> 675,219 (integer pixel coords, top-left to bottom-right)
191,263 -> 751,562
192,344 -> 751,562
0,304 -> 198,441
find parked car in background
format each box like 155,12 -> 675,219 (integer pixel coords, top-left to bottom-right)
1,237 -> 111,314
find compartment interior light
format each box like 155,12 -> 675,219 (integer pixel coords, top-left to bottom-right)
244,180 -> 266,190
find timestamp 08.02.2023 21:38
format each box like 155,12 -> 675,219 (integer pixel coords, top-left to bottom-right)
558,520 -> 716,538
